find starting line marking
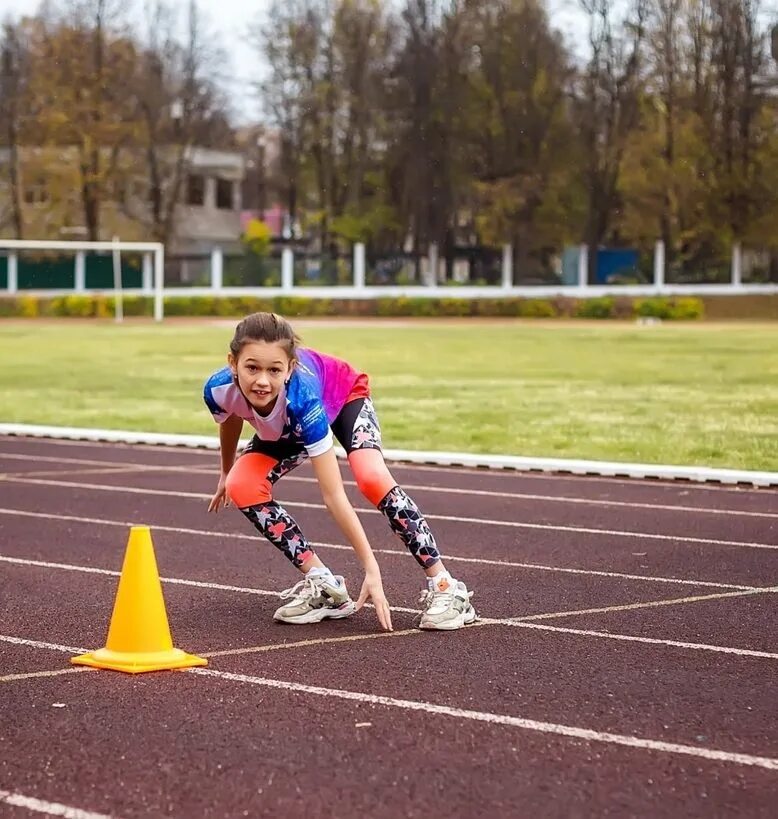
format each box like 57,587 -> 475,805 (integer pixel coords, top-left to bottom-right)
500,622 -> 778,660
0,507 -> 761,591
201,628 -> 423,658
187,667 -> 778,771
1,477 -> 775,551
3,648 -> 776,774
1,554 -> 776,662
0,667 -> 89,684
0,790 -> 111,819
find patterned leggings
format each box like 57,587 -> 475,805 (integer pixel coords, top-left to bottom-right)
225,397 -> 441,570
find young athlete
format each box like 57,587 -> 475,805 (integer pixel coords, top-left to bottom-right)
204,312 -> 476,632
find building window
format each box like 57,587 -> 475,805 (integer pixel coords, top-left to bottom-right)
23,178 -> 49,205
216,178 -> 233,210
186,174 -> 205,206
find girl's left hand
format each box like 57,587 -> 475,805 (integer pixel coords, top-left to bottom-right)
356,572 -> 393,632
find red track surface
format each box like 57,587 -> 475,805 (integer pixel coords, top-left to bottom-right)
0,435 -> 776,818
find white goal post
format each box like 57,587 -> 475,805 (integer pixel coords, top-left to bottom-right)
0,239 -> 165,321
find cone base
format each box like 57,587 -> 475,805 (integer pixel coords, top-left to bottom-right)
71,646 -> 207,674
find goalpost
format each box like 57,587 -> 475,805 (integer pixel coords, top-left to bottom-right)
0,239 -> 165,321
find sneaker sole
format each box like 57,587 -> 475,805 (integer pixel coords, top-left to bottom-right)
273,601 -> 357,625
418,605 -> 478,631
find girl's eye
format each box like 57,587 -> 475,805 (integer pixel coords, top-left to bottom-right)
247,366 -> 257,373
270,368 -> 280,374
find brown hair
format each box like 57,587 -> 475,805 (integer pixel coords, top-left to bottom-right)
229,312 -> 301,360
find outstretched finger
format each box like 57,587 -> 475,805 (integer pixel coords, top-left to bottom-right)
378,601 -> 393,632
355,587 -> 368,612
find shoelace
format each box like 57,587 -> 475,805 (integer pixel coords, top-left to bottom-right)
279,576 -> 322,602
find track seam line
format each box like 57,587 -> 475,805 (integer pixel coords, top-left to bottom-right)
0,787 -> 110,818
186,668 -> 778,771
1,477 -> 774,550
1,567 -> 776,660
0,508 -> 762,590
2,452 -> 774,518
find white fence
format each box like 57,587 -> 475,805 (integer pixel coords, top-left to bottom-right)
2,240 -> 777,317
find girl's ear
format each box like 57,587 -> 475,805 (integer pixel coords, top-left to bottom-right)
285,358 -> 297,386
227,353 -> 238,382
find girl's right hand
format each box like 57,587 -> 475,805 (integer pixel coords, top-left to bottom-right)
208,474 -> 230,513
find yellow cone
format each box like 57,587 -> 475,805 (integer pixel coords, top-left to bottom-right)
71,525 -> 207,674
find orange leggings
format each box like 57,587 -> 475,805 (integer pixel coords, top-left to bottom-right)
225,447 -> 396,508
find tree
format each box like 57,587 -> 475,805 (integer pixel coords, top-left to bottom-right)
575,0 -> 648,281
0,20 -> 29,238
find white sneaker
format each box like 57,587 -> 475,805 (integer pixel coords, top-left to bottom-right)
417,577 -> 477,630
273,575 -> 356,624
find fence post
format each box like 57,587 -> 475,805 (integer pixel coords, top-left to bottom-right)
153,245 -> 165,322
74,250 -> 86,292
210,246 -> 223,290
654,240 -> 665,290
731,242 -> 742,288
353,243 -> 366,290
577,244 -> 588,289
7,251 -> 18,294
142,253 -> 153,293
281,248 -> 294,292
501,244 -> 513,289
426,243 -> 438,287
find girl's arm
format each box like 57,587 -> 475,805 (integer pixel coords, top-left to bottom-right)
208,414 -> 244,513
310,448 -> 393,631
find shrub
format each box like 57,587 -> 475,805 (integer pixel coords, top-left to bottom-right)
517,299 -> 558,318
633,297 -> 672,319
574,296 -> 615,319
18,295 -> 39,317
668,297 -> 704,320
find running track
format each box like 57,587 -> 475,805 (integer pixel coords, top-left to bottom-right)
0,435 -> 776,818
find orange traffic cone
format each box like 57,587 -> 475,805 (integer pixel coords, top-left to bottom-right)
71,525 -> 207,674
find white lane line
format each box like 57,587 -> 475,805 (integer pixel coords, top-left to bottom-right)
2,477 -> 775,551
499,622 -> 778,660
201,628 -> 422,658
0,668 -> 90,684
2,452 -> 775,517
0,634 -> 86,653
17,467 -> 150,478
2,557 -> 776,660
0,789 -> 111,818
490,585 -> 778,624
188,667 -> 778,771
0,507 -> 762,591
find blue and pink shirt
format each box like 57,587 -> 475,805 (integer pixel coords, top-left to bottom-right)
203,348 -> 369,457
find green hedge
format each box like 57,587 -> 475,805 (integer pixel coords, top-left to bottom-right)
0,293 -> 711,320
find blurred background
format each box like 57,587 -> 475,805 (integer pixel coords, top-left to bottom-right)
1,0 -> 777,289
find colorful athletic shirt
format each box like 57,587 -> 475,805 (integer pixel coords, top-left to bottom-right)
203,348 -> 364,457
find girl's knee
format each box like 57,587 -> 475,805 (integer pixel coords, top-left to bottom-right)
225,454 -> 275,508
353,464 -> 395,506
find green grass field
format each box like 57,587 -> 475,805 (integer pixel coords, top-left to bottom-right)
1,319 -> 776,471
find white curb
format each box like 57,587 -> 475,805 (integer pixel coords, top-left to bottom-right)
1,423 -> 775,487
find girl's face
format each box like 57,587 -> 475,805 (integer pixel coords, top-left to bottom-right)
229,340 -> 294,415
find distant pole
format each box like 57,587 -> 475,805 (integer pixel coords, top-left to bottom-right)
210,246 -> 223,291
74,250 -> 86,292
501,244 -> 513,289
112,236 -> 124,323
281,248 -> 294,291
353,243 -> 366,290
153,244 -> 164,321
653,240 -> 665,290
7,252 -> 18,293
427,243 -> 438,287
731,242 -> 743,289
577,244 -> 588,289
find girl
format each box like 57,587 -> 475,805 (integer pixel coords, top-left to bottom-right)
204,312 -> 476,632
